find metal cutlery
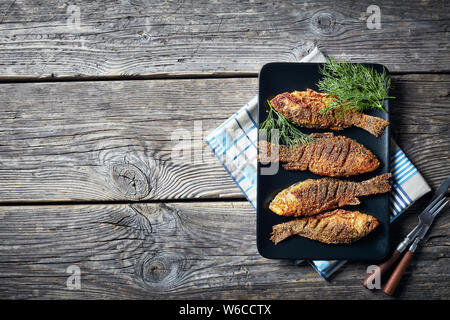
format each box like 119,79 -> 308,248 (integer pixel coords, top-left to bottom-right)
363,177 -> 450,295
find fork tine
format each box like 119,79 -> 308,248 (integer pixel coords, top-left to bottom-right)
431,200 -> 449,218
429,198 -> 446,214
431,194 -> 444,207
422,194 -> 445,214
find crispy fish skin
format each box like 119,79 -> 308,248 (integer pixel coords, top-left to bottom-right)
270,89 -> 389,137
258,133 -> 380,177
269,173 -> 392,217
270,209 -> 379,245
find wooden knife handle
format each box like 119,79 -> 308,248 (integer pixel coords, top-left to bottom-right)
382,250 -> 414,296
363,249 -> 402,289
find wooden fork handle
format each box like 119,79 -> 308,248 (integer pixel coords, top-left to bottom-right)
382,250 -> 414,296
363,249 -> 402,289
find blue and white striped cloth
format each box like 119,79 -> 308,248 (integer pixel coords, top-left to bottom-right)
205,47 -> 431,279
390,144 -> 424,220
205,96 -> 258,209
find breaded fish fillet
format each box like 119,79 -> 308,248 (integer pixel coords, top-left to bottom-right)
270,89 -> 389,137
258,133 -> 379,177
269,173 -> 391,217
270,209 -> 379,245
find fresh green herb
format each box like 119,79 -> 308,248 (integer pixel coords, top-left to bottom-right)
317,57 -> 394,115
259,100 -> 313,146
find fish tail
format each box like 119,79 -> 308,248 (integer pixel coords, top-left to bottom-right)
270,221 -> 296,245
355,114 -> 389,137
258,141 -> 282,163
358,173 -> 392,196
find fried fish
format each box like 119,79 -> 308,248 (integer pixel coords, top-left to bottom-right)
270,209 -> 379,245
258,132 -> 379,177
270,89 -> 389,137
269,173 -> 391,217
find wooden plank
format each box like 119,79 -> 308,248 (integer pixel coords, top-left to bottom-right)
0,75 -> 449,202
0,0 -> 448,78
0,199 -> 448,299
389,74 -> 450,189
0,78 -> 256,202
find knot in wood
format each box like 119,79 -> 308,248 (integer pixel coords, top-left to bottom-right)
137,252 -> 186,291
111,163 -> 150,200
311,11 -> 336,35
146,260 -> 167,282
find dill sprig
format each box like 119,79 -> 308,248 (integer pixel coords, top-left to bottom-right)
259,100 -> 313,146
317,57 -> 394,115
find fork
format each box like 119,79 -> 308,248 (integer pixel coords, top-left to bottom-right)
382,197 -> 449,295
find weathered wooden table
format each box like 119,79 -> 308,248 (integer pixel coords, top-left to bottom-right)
0,0 -> 448,299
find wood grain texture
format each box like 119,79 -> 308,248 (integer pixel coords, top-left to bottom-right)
0,198 -> 448,299
0,0 -> 448,302
0,0 -> 448,79
0,75 -> 449,203
0,78 -> 256,202
389,74 -> 450,189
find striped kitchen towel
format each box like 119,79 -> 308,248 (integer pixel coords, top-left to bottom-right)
204,47 -> 431,279
205,95 -> 259,209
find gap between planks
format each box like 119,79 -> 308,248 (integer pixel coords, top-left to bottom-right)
0,197 -> 248,207
0,70 -> 449,85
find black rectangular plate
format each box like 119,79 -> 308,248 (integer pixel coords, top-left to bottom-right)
257,62 -> 390,261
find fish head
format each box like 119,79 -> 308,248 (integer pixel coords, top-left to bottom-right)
355,212 -> 379,236
349,145 -> 380,174
359,153 -> 380,173
269,190 -> 298,216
